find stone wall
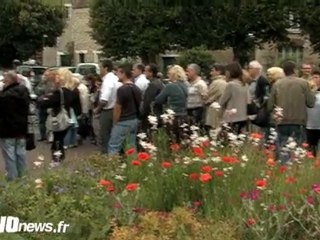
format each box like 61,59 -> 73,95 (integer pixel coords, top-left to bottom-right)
43,7 -> 101,66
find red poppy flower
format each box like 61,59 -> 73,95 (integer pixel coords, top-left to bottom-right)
126,148 -> 135,156
192,147 -> 204,157
312,184 -> 320,194
170,143 -> 180,152
161,161 -> 172,169
99,179 -> 111,187
199,173 -> 212,183
131,160 -> 141,166
302,142 -> 309,148
201,165 -> 212,173
125,183 -> 139,192
256,179 -> 267,189
268,205 -> 277,213
137,152 -> 150,161
285,177 -> 296,184
246,218 -> 256,227
307,196 -> 315,205
222,156 -> 239,164
268,144 -> 276,151
250,133 -> 263,139
201,140 -> 210,148
106,185 -> 115,193
240,192 -> 247,199
189,173 -> 199,181
278,165 -> 287,173
214,170 -> 224,177
193,201 -> 202,207
266,158 -> 275,167
306,151 -> 314,159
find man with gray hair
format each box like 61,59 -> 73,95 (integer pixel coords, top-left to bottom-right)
248,60 -> 269,106
186,63 -> 208,126
0,71 -> 30,181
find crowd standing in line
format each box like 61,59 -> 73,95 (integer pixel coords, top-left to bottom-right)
0,59 -> 319,181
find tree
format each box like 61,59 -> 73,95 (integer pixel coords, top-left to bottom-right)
299,4 -> 320,54
0,0 -> 65,67
177,46 -> 215,78
90,0 -> 180,64
90,0 -> 309,65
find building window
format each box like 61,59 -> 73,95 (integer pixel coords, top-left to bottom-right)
278,45 -> 303,64
79,53 -> 85,63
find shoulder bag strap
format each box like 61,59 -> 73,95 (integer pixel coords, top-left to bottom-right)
59,88 -> 65,110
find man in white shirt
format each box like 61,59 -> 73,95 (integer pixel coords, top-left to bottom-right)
94,60 -> 121,153
132,63 -> 149,95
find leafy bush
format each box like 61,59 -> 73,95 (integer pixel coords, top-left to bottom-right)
177,46 -> 215,79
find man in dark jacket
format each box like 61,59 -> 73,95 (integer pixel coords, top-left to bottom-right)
248,60 -> 269,106
0,71 -> 30,181
141,64 -> 164,131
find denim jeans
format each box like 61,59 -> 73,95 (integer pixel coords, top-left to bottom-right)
0,138 -> 26,181
64,124 -> 78,147
108,118 -> 139,155
276,124 -> 304,164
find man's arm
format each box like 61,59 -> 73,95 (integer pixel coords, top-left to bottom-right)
94,78 -> 110,114
155,85 -> 169,104
113,103 -> 121,124
305,82 -> 316,108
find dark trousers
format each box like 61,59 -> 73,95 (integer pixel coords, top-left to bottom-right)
229,121 -> 247,135
187,107 -> 204,126
38,108 -> 48,140
276,125 -> 304,164
306,129 -> 320,157
100,109 -> 113,154
51,129 -> 68,162
166,115 -> 188,144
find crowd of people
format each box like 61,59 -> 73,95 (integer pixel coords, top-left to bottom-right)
0,59 -> 319,181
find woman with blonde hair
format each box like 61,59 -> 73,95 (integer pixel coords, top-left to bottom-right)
38,69 -> 80,166
155,65 -> 188,143
266,67 -> 285,87
63,77 -> 82,149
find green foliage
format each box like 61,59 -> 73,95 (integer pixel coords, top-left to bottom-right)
177,46 -> 215,79
90,0 -> 296,65
0,0 -> 65,67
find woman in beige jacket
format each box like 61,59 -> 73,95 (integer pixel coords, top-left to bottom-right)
205,64 -> 227,129
219,62 -> 249,134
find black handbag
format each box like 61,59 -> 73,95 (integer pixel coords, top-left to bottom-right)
252,107 -> 270,127
247,102 -> 259,115
26,133 -> 36,151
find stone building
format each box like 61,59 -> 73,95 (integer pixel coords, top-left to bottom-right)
42,0 -> 101,66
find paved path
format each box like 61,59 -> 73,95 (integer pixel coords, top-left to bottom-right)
0,140 -> 99,174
